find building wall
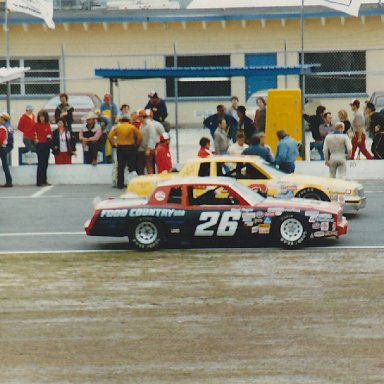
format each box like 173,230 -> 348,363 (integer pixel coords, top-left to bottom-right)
1,14 -> 384,125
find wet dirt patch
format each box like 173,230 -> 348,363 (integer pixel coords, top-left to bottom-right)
0,249 -> 383,383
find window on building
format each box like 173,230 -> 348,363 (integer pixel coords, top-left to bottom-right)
300,51 -> 366,96
0,58 -> 60,97
165,55 -> 231,98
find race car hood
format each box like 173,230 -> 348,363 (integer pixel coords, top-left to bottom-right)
281,174 -> 361,193
257,197 -> 342,215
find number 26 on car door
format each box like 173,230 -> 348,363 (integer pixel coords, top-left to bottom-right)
194,211 -> 241,237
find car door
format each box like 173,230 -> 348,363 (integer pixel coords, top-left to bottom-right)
182,184 -> 246,242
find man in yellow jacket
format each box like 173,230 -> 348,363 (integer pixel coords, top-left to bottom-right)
108,114 -> 143,189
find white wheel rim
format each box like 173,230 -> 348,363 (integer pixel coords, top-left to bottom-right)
135,222 -> 158,245
280,218 -> 304,242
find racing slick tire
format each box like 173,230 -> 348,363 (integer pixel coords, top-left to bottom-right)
275,213 -> 309,248
129,218 -> 163,251
296,188 -> 329,201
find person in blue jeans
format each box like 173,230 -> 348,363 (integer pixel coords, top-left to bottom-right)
275,130 -> 299,174
0,113 -> 12,187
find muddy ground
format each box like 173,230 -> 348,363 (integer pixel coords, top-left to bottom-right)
0,249 -> 383,383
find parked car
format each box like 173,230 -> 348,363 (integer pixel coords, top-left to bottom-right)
43,92 -> 102,136
368,91 -> 384,113
85,177 -> 348,250
126,155 -> 366,213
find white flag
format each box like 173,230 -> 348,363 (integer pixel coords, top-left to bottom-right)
7,0 -> 55,29
309,0 -> 362,17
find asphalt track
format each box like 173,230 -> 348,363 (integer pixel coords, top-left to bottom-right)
0,181 -> 383,253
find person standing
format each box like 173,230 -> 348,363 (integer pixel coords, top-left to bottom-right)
32,110 -> 52,186
100,93 -> 118,119
338,109 -> 351,134
203,104 -> 237,141
108,114 -> 142,189
303,105 -> 326,160
214,118 -> 230,155
155,132 -> 173,174
198,137 -> 212,158
145,91 -> 170,131
236,106 -> 255,144
55,93 -> 74,132
349,99 -> 373,160
254,97 -> 266,133
136,109 -> 157,175
228,132 -> 248,155
0,113 -> 12,187
275,130 -> 299,174
242,134 -> 273,162
228,96 -> 239,122
17,104 -> 36,153
323,122 -> 352,179
365,102 -> 384,159
79,112 -> 103,166
51,118 -> 77,164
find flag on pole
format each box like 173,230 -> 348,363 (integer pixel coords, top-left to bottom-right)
7,0 -> 55,29
309,0 -> 362,17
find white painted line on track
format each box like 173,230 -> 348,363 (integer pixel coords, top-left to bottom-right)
31,185 -> 53,198
0,231 -> 84,237
0,250 -> 127,255
0,195 -> 63,199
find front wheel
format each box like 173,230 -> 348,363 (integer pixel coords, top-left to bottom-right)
296,188 -> 329,201
129,218 -> 163,251
275,214 -> 308,248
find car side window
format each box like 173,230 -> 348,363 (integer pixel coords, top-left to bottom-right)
188,186 -> 239,206
198,163 -> 210,177
167,187 -> 182,204
244,163 -> 268,179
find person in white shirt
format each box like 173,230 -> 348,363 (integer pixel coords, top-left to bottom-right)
323,122 -> 352,179
228,132 -> 248,155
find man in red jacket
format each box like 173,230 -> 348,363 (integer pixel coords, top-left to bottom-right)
155,132 -> 172,174
18,104 -> 36,153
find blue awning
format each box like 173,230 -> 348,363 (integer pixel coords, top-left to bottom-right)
95,65 -> 315,80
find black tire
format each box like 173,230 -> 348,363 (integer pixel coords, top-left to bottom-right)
296,188 -> 329,201
129,218 -> 163,251
275,213 -> 309,248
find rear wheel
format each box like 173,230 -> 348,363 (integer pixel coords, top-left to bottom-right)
296,188 -> 329,201
129,218 -> 163,251
276,214 -> 308,248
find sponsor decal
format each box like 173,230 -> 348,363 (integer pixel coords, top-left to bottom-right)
258,224 -> 271,234
154,191 -> 166,201
318,213 -> 332,219
326,230 -> 339,236
305,211 -> 319,217
170,228 -> 180,234
100,209 -> 128,218
312,222 -> 321,229
264,212 -> 275,217
254,218 -> 264,224
308,216 -> 317,223
320,222 -> 329,231
242,212 -> 256,221
129,208 -> 186,217
255,211 -> 265,219
313,231 -> 325,237
264,217 -> 272,224
251,226 -> 258,234
244,221 -> 253,227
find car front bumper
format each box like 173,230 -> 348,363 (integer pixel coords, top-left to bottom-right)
337,217 -> 348,236
344,196 -> 366,213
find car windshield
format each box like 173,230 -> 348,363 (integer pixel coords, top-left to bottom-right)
231,181 -> 265,205
258,161 -> 287,178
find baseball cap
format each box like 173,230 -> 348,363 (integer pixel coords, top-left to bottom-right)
160,132 -> 170,142
349,99 -> 360,107
25,104 -> 34,111
0,112 -> 10,121
148,90 -> 158,98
